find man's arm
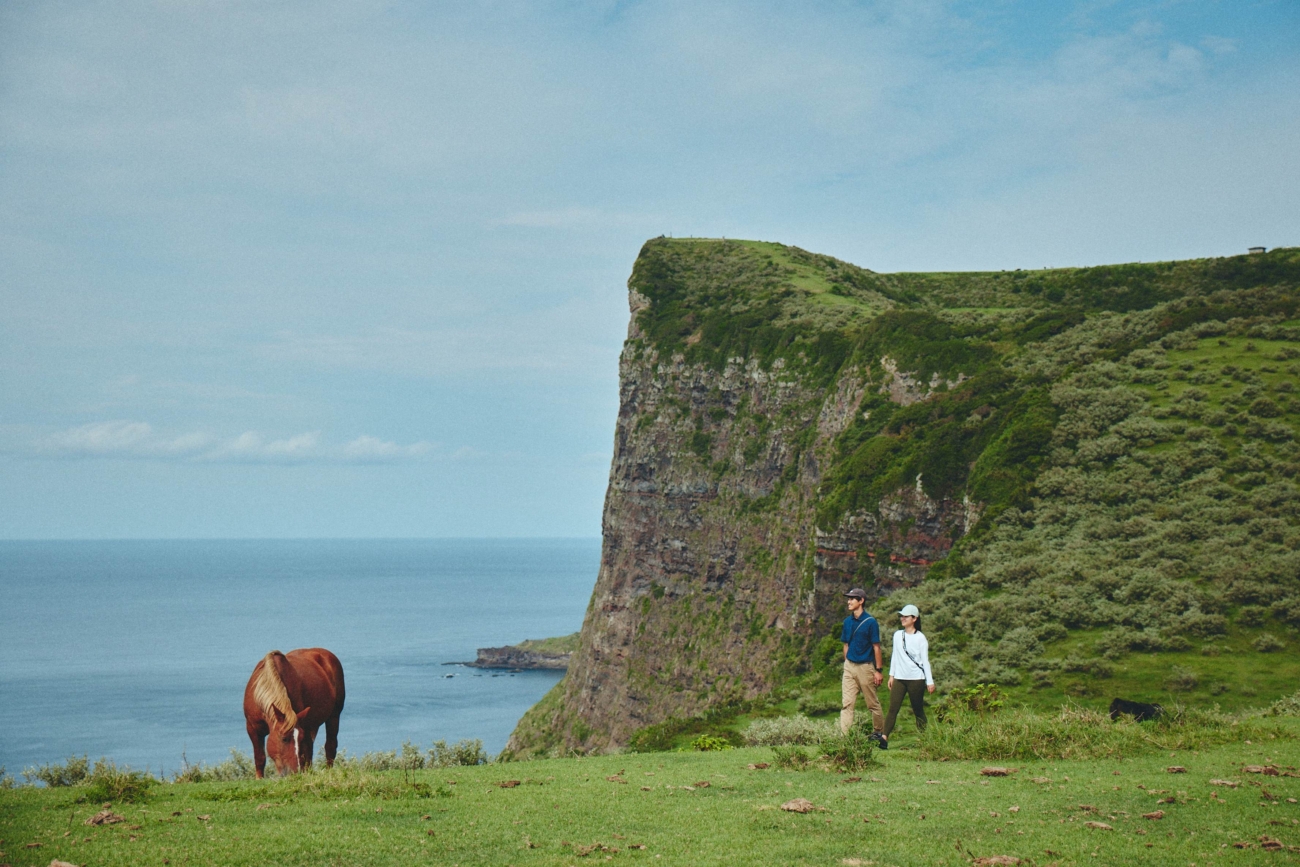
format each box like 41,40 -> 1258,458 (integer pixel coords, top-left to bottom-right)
872,642 -> 884,684
843,642 -> 849,661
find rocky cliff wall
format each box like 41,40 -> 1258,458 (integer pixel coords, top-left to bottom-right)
508,243 -> 978,755
508,239 -> 1300,755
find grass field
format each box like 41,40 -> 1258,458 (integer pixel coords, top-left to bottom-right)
4,719 -> 1298,867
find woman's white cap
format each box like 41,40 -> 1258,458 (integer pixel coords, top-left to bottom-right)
898,604 -> 920,617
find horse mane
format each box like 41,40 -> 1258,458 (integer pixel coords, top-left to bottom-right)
253,651 -> 298,731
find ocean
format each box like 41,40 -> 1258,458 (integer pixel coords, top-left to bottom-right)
0,539 -> 598,777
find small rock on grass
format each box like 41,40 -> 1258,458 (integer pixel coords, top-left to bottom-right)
780,798 -> 817,813
1084,821 -> 1113,830
496,780 -> 521,788
50,860 -> 80,867
1142,811 -> 1164,820
747,763 -> 769,770
1243,765 -> 1280,776
1166,766 -> 1186,774
1209,779 -> 1239,788
972,857 -> 1022,866
980,767 -> 1017,777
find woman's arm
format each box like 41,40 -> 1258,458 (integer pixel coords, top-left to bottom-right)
920,633 -> 935,690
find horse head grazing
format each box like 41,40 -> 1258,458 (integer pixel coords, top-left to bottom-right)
244,648 -> 345,779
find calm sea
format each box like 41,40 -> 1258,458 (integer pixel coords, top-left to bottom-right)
0,539 -> 597,777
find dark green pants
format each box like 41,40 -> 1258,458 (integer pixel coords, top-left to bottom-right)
884,678 -> 927,736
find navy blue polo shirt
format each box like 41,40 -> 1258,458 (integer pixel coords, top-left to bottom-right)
841,612 -> 881,664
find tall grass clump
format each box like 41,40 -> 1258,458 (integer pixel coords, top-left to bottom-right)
917,702 -> 1288,761
81,759 -> 157,803
742,714 -> 837,746
172,749 -> 257,783
770,746 -> 813,770
820,725 -> 879,771
428,739 -> 488,767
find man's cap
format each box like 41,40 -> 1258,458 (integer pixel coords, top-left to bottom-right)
843,588 -> 867,600
898,604 -> 920,617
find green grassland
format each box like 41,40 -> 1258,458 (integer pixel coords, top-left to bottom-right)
516,634 -> 581,655
4,721 -> 1299,867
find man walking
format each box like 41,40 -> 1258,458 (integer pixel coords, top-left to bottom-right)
840,588 -> 885,743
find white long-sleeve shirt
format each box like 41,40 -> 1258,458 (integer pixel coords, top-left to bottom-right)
889,629 -> 934,685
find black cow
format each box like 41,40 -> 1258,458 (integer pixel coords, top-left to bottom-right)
1109,698 -> 1163,722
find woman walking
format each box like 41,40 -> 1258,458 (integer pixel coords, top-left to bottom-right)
881,604 -> 934,749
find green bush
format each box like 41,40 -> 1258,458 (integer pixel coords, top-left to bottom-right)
428,739 -> 488,768
691,734 -> 733,752
1165,665 -> 1199,692
940,683 -> 1005,716
81,759 -> 156,803
796,693 -> 841,717
1253,633 -> 1286,653
819,725 -> 879,771
23,754 -> 89,787
742,714 -> 837,746
1265,690 -> 1300,716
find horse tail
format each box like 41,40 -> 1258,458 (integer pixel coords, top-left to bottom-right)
253,651 -> 298,731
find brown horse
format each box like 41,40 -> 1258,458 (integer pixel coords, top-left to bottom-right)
243,648 -> 345,777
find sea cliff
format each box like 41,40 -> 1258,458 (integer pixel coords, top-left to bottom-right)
508,238 -> 1300,756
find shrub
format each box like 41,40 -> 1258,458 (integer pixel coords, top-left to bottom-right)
81,759 -> 156,804
23,755 -> 89,787
1253,633 -> 1285,653
1237,605 -> 1270,627
0,766 -> 15,789
1266,690 -> 1300,717
691,734 -> 732,752
742,714 -> 837,746
770,746 -> 813,770
428,739 -> 488,767
795,693 -> 841,717
820,726 -> 879,771
1271,596 -> 1300,625
941,683 -> 1005,716
1165,666 -> 1199,692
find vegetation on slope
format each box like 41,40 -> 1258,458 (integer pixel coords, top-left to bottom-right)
628,238 -> 1300,719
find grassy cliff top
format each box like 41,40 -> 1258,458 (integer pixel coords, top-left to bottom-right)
515,633 -> 580,654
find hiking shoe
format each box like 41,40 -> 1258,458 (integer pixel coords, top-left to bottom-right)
876,734 -> 888,750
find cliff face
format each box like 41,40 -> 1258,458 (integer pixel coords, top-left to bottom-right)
508,240 -> 980,755
509,239 -> 1300,756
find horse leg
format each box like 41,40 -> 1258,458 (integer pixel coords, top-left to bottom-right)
299,727 -> 318,770
324,713 -> 340,767
248,723 -> 268,779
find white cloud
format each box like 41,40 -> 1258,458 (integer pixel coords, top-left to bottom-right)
33,421 -> 435,465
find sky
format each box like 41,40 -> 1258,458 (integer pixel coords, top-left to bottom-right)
1,0 -> 1297,539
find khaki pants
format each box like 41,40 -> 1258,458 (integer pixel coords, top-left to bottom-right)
840,660 -> 884,734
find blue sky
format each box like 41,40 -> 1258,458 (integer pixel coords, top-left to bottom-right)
2,0 -> 1297,538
